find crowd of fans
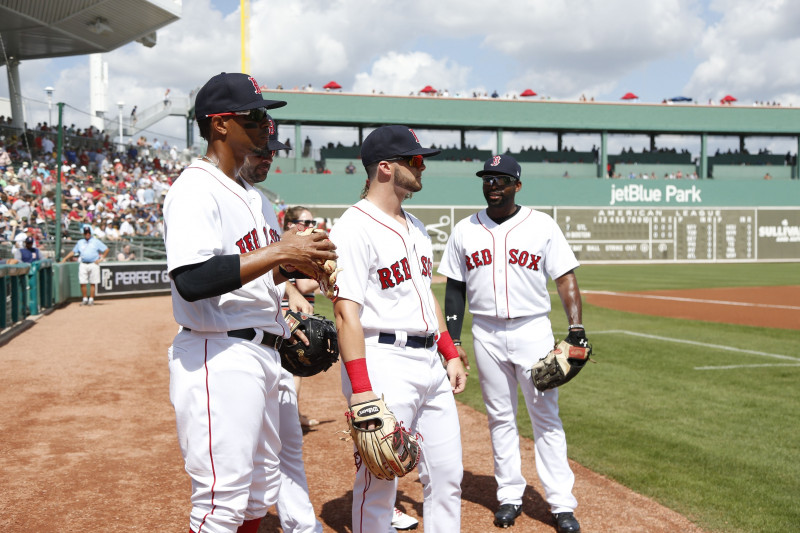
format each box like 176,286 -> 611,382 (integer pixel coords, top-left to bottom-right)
0,117 -> 186,263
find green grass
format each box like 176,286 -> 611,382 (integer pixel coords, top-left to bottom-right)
317,264 -> 800,533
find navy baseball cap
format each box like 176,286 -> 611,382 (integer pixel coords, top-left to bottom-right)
476,154 -> 522,179
25,236 -> 34,244
266,114 -> 289,151
195,73 -> 287,119
360,125 -> 441,168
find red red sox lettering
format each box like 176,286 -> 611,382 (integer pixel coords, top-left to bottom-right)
465,248 -> 542,271
235,227 -> 281,253
377,255 -> 433,289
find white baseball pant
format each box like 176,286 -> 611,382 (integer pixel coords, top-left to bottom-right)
472,314 -> 578,514
341,342 -> 463,533
169,330 -> 283,533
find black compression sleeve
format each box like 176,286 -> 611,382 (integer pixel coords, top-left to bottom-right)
444,277 -> 467,341
171,255 -> 242,302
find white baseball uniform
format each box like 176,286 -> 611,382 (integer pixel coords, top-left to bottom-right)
438,205 -> 580,514
330,198 -> 463,533
250,180 -> 323,533
165,159 -> 288,533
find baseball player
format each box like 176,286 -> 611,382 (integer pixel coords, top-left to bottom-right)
60,224 -> 109,305
238,115 -> 323,533
438,155 -> 584,533
164,72 -> 336,533
330,125 -> 467,533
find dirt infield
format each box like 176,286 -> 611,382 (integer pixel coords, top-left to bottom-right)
584,285 -> 800,330
0,296 -> 704,533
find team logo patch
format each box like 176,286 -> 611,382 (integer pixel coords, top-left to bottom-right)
408,128 -> 421,144
248,76 -> 262,94
268,119 -> 275,136
491,155 -> 501,167
357,405 -> 380,417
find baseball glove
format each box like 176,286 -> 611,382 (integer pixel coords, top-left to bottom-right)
280,310 -> 340,377
294,228 -> 342,300
531,330 -> 592,391
345,395 -> 421,480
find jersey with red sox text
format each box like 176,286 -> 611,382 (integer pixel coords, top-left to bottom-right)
329,199 -> 438,336
163,159 -> 288,335
438,206 -> 579,320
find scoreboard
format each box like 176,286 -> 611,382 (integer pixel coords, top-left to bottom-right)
554,207 -> 800,262
310,206 -> 800,264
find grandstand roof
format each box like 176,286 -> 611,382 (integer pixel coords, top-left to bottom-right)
0,0 -> 181,65
261,90 -> 800,137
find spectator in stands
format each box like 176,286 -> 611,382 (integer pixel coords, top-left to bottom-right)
119,214 -> 135,237
19,236 -> 42,263
281,205 -> 321,428
60,225 -> 109,306
117,243 -> 136,261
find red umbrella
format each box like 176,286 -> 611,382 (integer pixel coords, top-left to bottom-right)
721,94 -> 737,103
420,85 -> 437,94
520,89 -> 537,97
621,92 -> 639,100
323,81 -> 342,90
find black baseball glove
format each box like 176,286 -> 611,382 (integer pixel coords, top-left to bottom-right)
280,311 -> 340,377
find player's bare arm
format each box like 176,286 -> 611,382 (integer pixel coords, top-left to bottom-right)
555,270 -> 583,327
434,293 -> 467,393
285,280 -> 314,314
333,297 -> 379,406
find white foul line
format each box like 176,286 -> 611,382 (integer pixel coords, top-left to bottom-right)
694,363 -> 800,370
592,330 -> 800,370
583,290 -> 800,311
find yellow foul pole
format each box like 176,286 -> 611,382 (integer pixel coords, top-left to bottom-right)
241,0 -> 250,73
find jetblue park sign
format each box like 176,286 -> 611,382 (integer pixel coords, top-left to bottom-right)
609,183 -> 702,205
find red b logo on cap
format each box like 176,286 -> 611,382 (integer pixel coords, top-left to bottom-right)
248,76 -> 261,94
491,156 -> 501,167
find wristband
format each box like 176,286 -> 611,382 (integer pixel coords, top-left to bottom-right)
437,331 -> 460,361
279,265 -> 312,280
568,323 -> 584,330
344,358 -> 372,393
452,339 -> 462,346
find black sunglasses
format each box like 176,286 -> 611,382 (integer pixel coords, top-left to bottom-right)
290,219 -> 317,227
481,175 -> 517,186
207,107 -> 269,123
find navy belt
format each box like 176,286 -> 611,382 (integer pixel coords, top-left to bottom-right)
184,327 -> 284,350
378,332 -> 436,349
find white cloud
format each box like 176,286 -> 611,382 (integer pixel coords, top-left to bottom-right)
352,51 -> 471,96
686,0 -> 800,104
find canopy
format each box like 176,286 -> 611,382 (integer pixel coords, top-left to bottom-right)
520,89 -> 537,97
669,96 -> 692,102
420,85 -> 437,94
721,95 -> 737,103
621,92 -> 639,100
323,81 -> 342,90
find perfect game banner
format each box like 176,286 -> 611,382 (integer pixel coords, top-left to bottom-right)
97,262 -> 171,296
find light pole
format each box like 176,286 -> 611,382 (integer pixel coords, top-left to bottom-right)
117,101 -> 124,152
45,86 -> 54,126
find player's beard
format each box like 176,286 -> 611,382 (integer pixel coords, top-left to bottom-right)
393,165 -> 422,195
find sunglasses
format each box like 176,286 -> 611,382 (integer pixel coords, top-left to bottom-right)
386,154 -> 424,167
481,175 -> 517,187
207,107 -> 269,123
290,219 -> 317,227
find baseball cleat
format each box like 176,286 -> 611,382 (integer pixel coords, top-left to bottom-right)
392,507 -> 419,530
493,503 -> 522,528
553,511 -> 581,533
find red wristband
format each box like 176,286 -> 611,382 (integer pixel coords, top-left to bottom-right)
437,331 -> 460,361
344,358 -> 373,393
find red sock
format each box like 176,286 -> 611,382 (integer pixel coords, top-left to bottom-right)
236,518 -> 262,533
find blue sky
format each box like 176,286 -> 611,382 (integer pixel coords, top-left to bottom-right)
3,0 -> 799,154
